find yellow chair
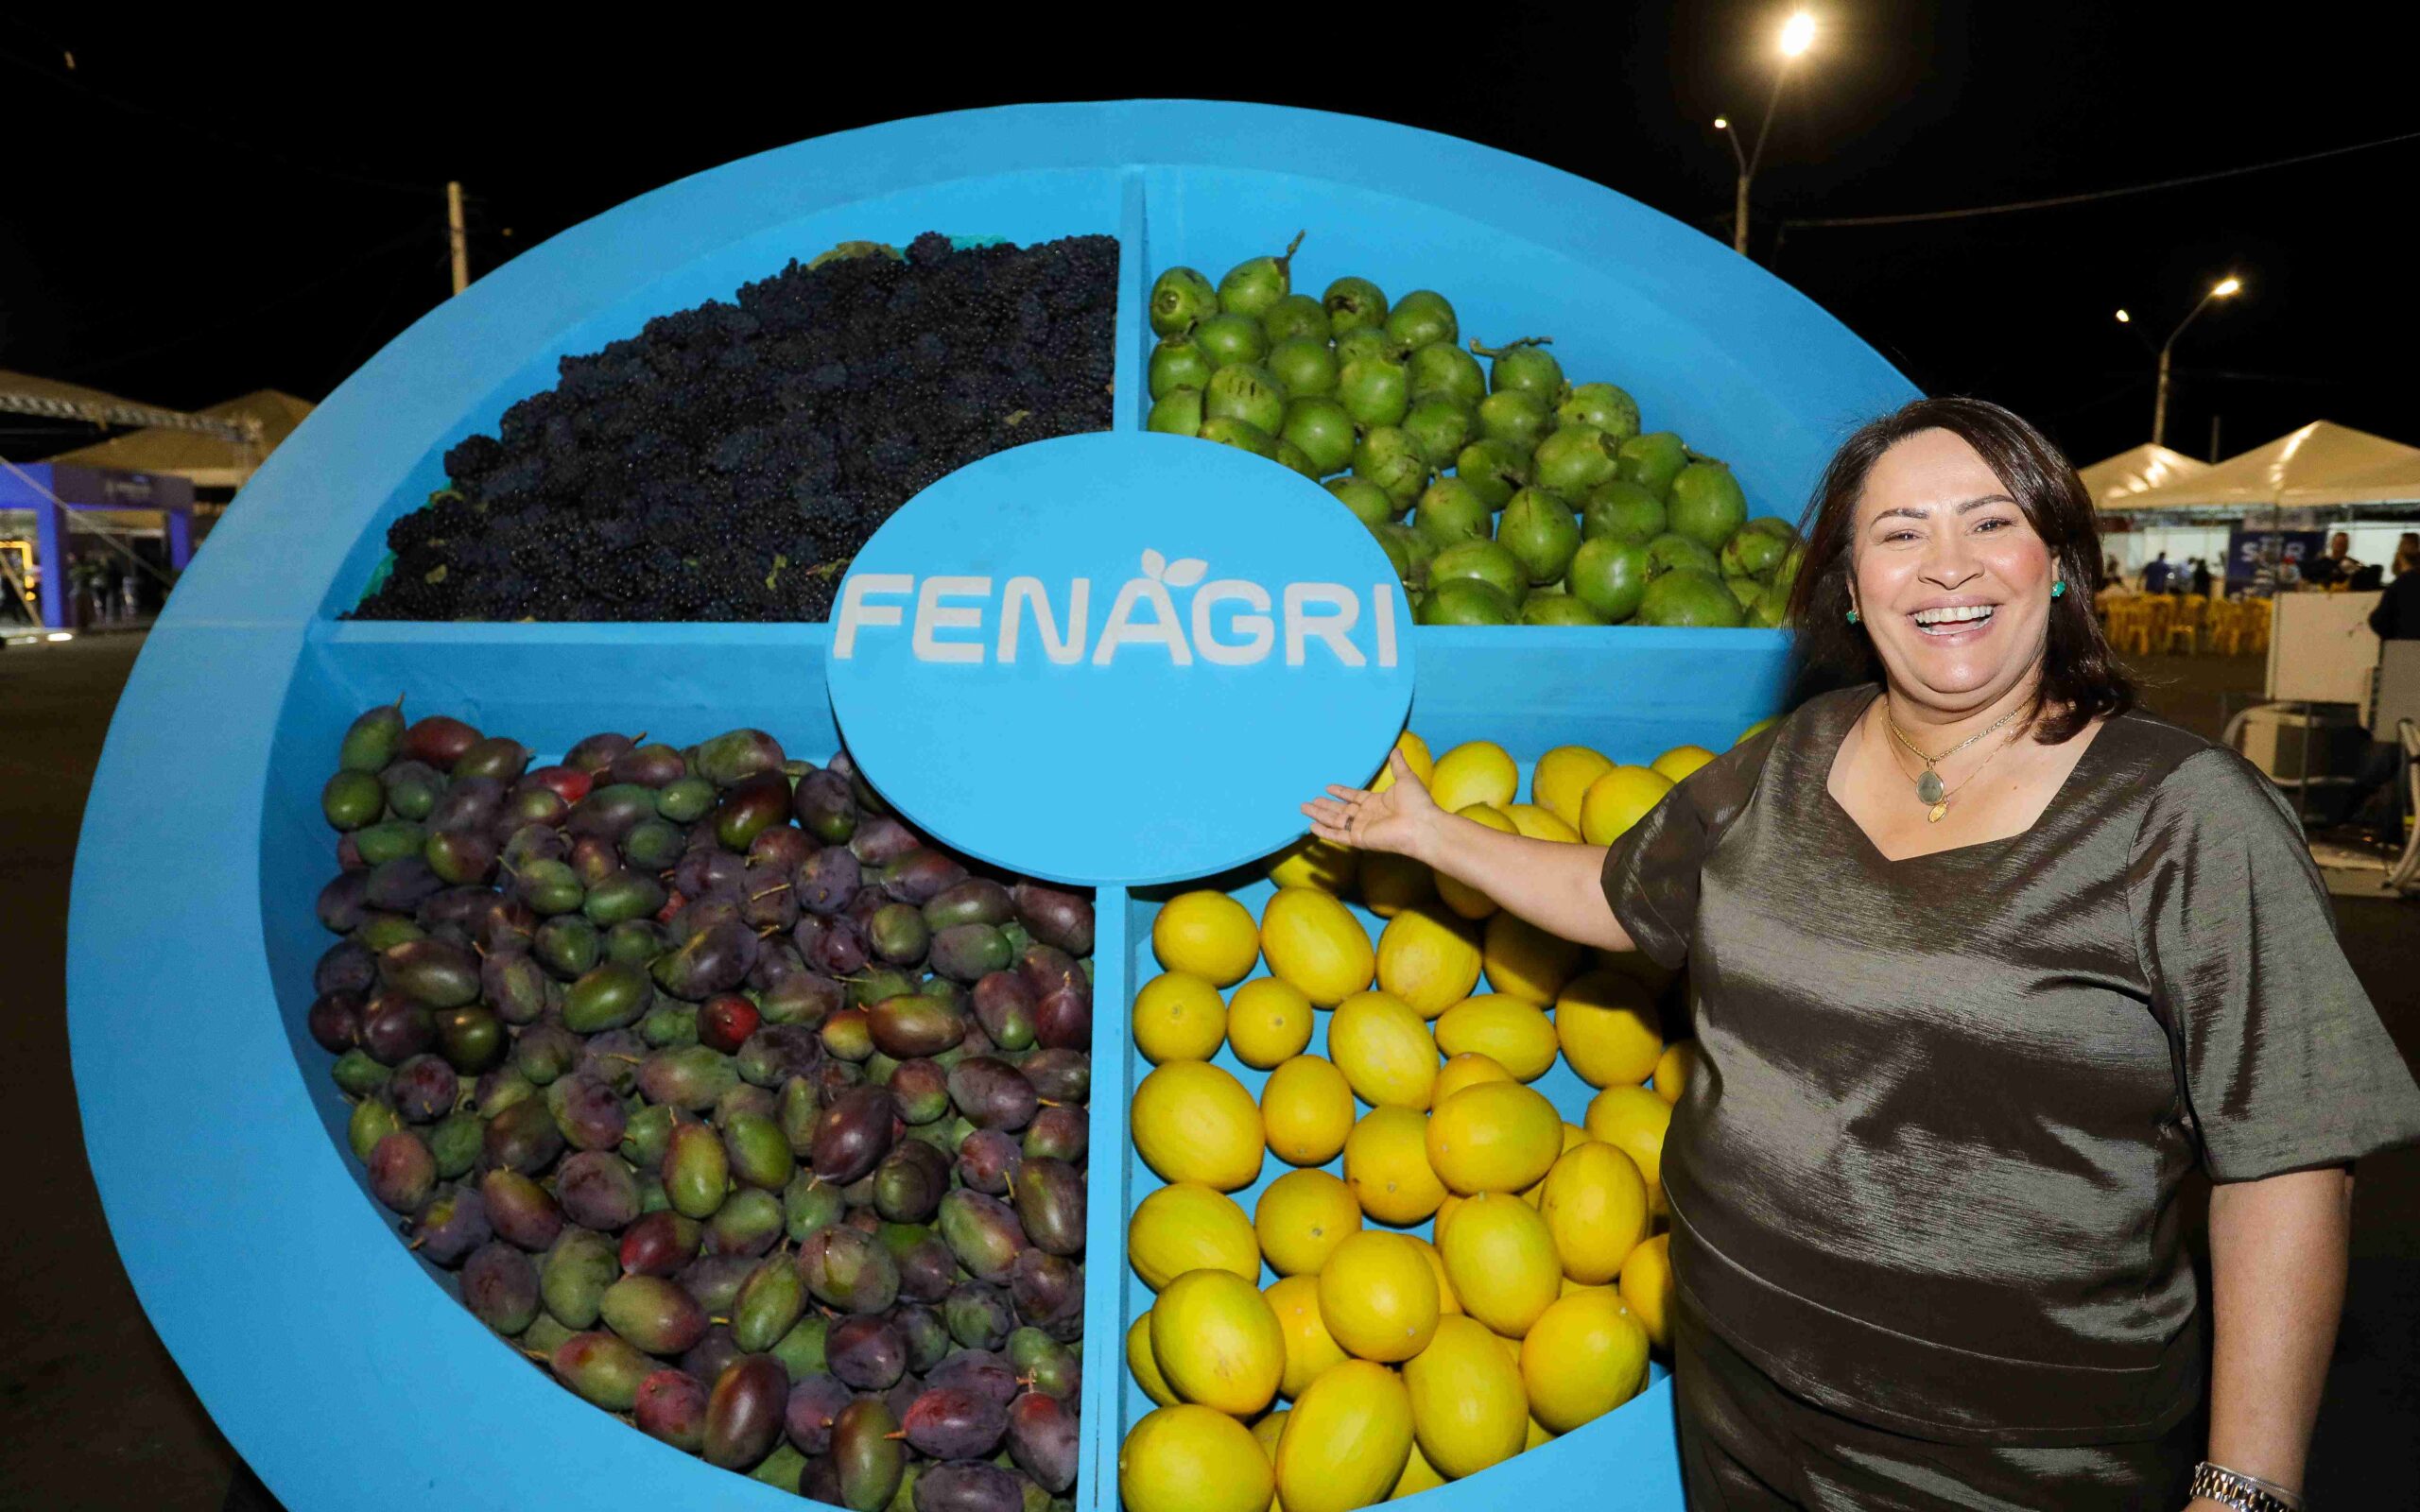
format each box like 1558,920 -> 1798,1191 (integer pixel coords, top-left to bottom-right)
2162,596 -> 2207,655
2142,596 -> 2175,655
2206,601 -> 2242,657
2244,599 -> 2273,658
2100,597 -> 2127,649
2108,599 -> 2152,657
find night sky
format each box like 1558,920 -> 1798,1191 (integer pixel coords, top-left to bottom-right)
3,6 -> 2413,472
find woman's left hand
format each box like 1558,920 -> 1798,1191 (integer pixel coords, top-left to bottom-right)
1302,751 -> 1439,860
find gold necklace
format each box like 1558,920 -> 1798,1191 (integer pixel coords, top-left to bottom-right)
1883,702 -> 2031,823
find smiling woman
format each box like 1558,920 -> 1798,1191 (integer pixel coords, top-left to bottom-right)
1309,395 -> 2420,1511
1789,397 -> 2132,749
1788,403 -> 2135,853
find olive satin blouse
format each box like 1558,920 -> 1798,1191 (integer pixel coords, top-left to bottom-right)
1601,686 -> 2420,1444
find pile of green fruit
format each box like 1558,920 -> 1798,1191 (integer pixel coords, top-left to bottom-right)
1145,235 -> 1803,628
309,701 -> 1094,1510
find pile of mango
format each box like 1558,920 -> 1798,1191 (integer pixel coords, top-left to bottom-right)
309,701 -> 1094,1510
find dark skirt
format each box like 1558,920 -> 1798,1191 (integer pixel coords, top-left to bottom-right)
1673,1297 -> 2199,1511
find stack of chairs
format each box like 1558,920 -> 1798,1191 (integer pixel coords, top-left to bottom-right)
2161,595 -> 2209,654
2142,596 -> 2176,655
2242,598 -> 2272,658
2201,598 -> 2273,658
2103,596 -> 2154,657
2101,594 -> 2278,658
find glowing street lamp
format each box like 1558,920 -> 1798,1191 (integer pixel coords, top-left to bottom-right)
1719,12 -> 1819,256
2152,275 -> 2243,448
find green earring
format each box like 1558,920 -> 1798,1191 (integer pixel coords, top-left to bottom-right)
1846,608 -> 1860,624
2051,580 -> 2066,598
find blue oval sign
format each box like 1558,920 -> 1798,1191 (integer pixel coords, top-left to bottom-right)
826,431 -> 1414,885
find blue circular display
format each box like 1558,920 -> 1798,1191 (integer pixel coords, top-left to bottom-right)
828,432 -> 1414,885
65,100 -> 1917,1512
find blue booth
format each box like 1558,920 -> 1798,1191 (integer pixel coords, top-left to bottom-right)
0,460 -> 197,627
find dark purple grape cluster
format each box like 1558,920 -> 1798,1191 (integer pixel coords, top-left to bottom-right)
352,232 -> 1119,623
310,698 -> 1094,1507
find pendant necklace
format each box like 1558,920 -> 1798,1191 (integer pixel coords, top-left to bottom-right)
1884,701 -> 2031,823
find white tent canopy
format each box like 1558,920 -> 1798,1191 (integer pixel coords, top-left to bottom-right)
2079,444 -> 2207,509
2285,450 -> 2420,507
2118,421 -> 2420,510
43,390 -> 314,490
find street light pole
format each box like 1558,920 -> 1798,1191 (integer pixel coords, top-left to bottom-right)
447,181 -> 471,297
1718,12 -> 1816,258
1717,116 -> 1748,253
1738,67 -> 1790,254
1734,163 -> 1753,255
2151,276 -> 2240,449
2152,343 -> 2176,450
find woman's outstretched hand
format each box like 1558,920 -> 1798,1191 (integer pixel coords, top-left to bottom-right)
1302,750 -> 1439,859
1308,748 -> 1636,954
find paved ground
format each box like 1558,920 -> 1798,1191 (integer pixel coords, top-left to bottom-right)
1,635 -> 240,1509
2137,655 -> 2420,1504
4,636 -> 2412,1507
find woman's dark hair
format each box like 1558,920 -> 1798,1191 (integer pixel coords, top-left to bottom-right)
1785,395 -> 2134,744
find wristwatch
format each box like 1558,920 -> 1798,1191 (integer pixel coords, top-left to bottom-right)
2190,1462 -> 2302,1512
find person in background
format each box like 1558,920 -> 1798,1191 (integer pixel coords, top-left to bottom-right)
2190,558 -> 2214,597
68,552 -> 109,627
2302,532 -> 2362,589
2378,533 -> 2420,593
2331,531 -> 2362,582
2351,538 -> 2420,836
2250,545 -> 2281,598
2099,553 -> 2135,604
2372,540 -> 2420,642
2142,550 -> 2171,593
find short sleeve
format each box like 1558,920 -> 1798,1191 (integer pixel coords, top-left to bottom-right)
2130,748 -> 2420,1180
1599,721 -> 1783,971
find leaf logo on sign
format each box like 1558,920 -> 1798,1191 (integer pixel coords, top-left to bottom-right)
1141,549 -> 1207,588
